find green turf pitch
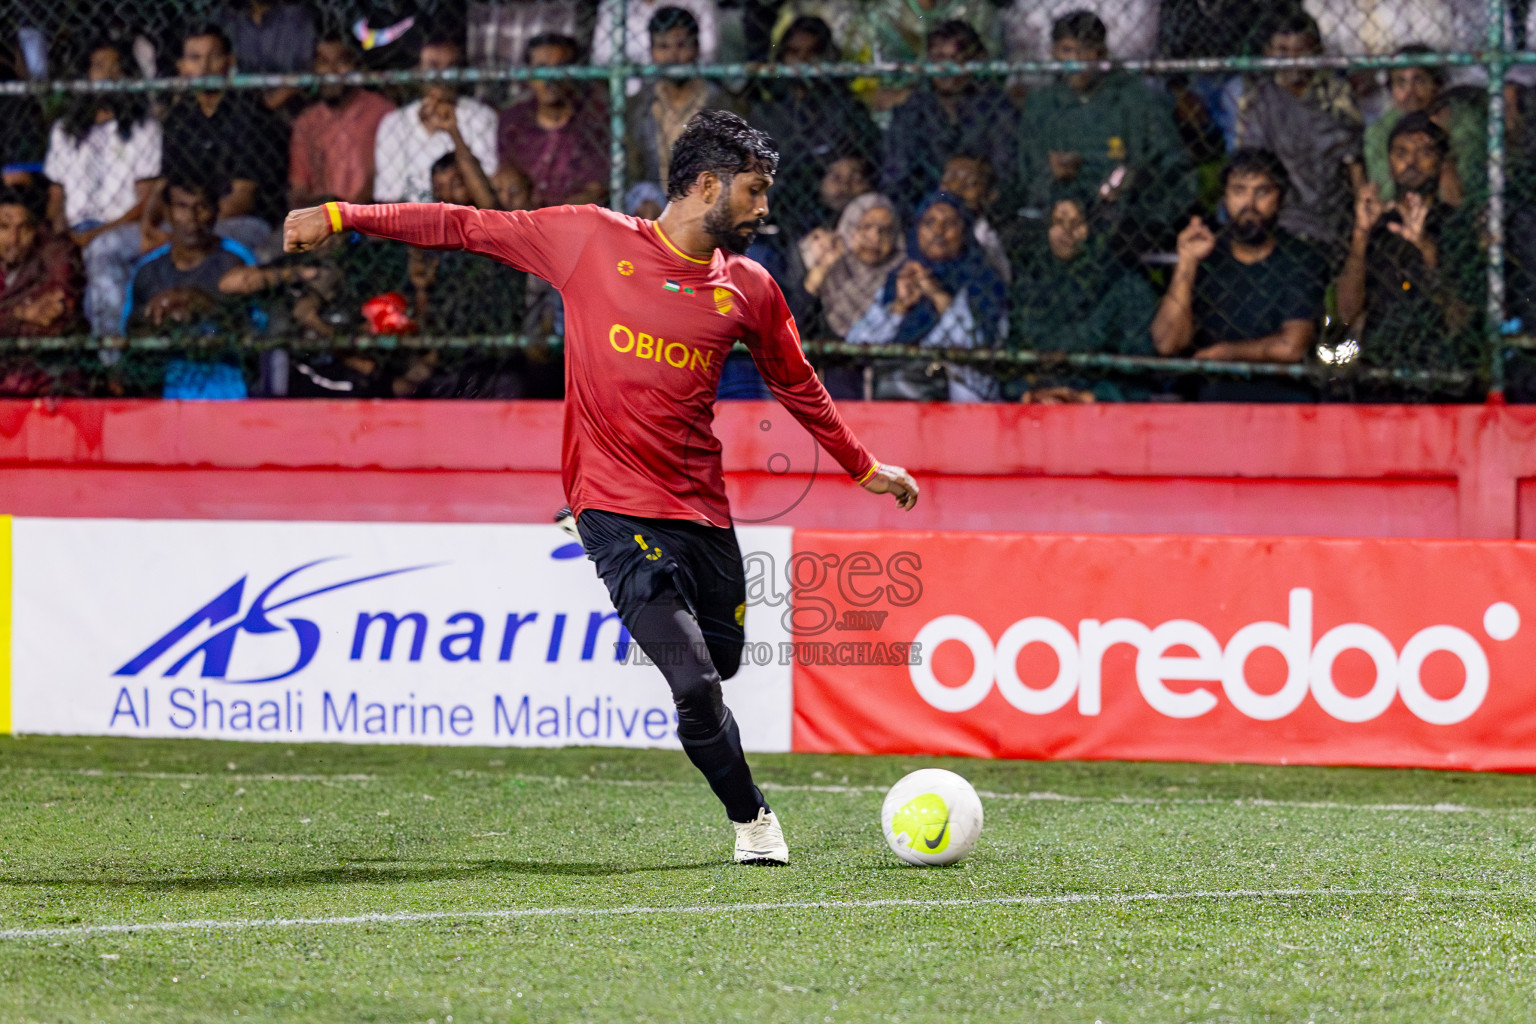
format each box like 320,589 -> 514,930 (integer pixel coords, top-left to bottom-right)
2,738 -> 1535,1022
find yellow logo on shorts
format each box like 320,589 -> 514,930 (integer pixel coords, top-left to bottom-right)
617,260 -> 635,276
734,603 -> 745,626
713,287 -> 734,315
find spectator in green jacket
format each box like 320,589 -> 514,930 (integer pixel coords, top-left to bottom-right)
1015,193 -> 1156,356
1006,192 -> 1156,402
1364,45 -> 1484,207
1016,10 -> 1194,260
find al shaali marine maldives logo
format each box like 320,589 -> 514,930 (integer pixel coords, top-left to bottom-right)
115,559 -> 435,684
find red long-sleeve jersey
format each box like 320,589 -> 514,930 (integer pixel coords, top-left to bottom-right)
338,202 -> 877,527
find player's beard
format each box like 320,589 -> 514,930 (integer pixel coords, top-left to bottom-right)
1229,209 -> 1279,246
703,193 -> 759,255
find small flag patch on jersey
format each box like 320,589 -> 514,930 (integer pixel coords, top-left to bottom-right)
663,280 -> 695,295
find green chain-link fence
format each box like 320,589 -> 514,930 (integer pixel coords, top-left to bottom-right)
0,0 -> 1533,400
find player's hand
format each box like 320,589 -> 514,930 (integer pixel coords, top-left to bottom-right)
284,206 -> 334,253
1175,216 -> 1217,265
862,462 -> 919,511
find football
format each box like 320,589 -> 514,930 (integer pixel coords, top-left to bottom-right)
881,768 -> 984,866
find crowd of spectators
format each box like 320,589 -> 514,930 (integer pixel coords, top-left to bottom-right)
0,0 -> 1532,401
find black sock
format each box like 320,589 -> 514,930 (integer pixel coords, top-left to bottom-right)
677,709 -> 768,823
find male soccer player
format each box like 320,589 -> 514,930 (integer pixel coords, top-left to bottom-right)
283,110 -> 919,865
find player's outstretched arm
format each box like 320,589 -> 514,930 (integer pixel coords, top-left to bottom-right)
861,462 -> 920,511
284,202 -> 477,254
285,201 -> 578,287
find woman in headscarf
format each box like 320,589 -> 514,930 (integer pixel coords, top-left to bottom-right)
846,190 -> 1007,401
1008,193 -> 1157,402
806,191 -> 906,338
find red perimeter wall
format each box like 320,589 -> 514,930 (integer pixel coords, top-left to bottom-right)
3,399 -> 1536,538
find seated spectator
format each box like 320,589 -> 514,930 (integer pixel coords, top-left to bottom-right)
150,25 -> 290,255
41,40 -> 162,336
425,103 -> 499,211
1151,149 -> 1325,362
805,191 -> 906,339
882,21 -> 1015,213
625,181 -> 665,219
288,33 -> 396,208
593,0 -> 721,71
626,9 -> 737,191
847,190 -> 1006,401
1337,112 -> 1483,372
938,155 -> 1009,284
1233,12 -> 1363,255
755,155 -> 873,324
496,34 -> 609,208
373,33 -> 498,204
407,153 -> 525,335
1364,46 -> 1483,207
817,156 -> 875,229
218,0 -> 317,112
1157,0 -> 1280,64
123,176 -> 255,333
1015,194 -> 1156,357
0,184 -> 85,337
1016,10 -> 1192,257
760,0 -> 876,65
494,163 -> 535,212
871,0 -> 1002,65
401,155 -> 539,397
747,17 -> 879,236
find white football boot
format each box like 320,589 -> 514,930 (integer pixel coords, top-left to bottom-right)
733,808 -> 789,865
554,506 -> 582,544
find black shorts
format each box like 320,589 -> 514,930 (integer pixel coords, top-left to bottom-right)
577,507 -> 747,678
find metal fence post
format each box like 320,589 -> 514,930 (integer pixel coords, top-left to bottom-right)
1488,0 -> 1511,398
608,0 -> 628,211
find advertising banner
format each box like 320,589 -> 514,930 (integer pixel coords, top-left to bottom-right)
791,531 -> 1536,772
6,518 -> 794,750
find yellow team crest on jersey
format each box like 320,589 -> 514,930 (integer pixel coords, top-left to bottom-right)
734,603 -> 746,626
713,287 -> 734,315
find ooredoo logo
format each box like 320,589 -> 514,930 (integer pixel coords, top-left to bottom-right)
909,589 -> 1519,726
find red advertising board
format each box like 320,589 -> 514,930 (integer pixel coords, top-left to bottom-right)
790,531 -> 1536,771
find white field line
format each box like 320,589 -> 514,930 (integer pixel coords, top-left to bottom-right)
0,888 -> 1522,943
9,769 -> 375,783
494,774 -> 1531,817
6,767 -> 1530,816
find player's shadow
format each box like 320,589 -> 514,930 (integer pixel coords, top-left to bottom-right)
0,857 -> 718,893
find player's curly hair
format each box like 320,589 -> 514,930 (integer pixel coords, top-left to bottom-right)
665,110 -> 780,201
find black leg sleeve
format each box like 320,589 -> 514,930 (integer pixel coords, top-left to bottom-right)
624,594 -> 768,823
